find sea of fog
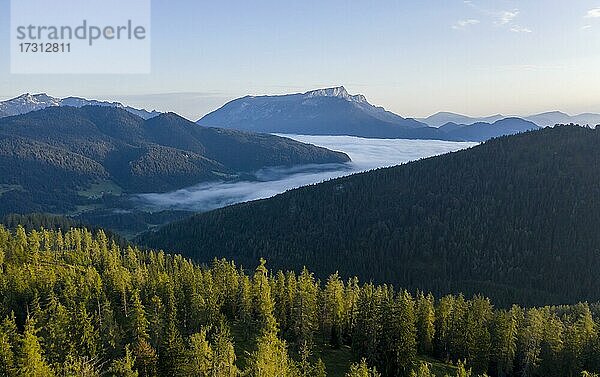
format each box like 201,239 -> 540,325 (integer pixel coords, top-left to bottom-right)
133,135 -> 478,212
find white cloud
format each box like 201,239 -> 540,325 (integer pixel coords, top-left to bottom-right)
460,2 -> 532,33
510,25 -> 532,33
581,25 -> 592,30
496,10 -> 519,25
585,8 -> 600,18
452,19 -> 481,30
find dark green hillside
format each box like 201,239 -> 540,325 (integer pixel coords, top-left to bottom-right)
145,112 -> 351,172
140,126 -> 600,306
0,106 -> 349,217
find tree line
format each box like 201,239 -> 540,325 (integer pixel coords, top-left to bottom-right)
1,226 -> 600,376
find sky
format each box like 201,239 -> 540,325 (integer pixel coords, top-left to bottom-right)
1,0 -> 600,119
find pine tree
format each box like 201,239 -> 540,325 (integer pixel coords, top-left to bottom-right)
130,290 -> 150,344
492,306 -> 520,377
252,259 -> 278,334
518,308 -> 544,377
246,330 -> 298,377
352,284 -> 383,365
99,300 -> 123,361
382,290 -> 417,377
434,295 -> 454,361
15,317 -> 54,377
128,290 -> 157,376
449,295 -> 468,361
11,225 -> 28,264
61,354 -> 102,377
298,340 -> 312,377
343,277 -> 360,345
147,295 -> 164,350
463,296 -> 492,374
186,329 -> 213,376
292,267 -> 318,351
73,302 -> 99,360
132,339 -> 157,377
537,309 -> 564,377
346,359 -> 381,377
237,273 -> 253,335
212,324 -> 237,377
27,230 -> 41,265
285,271 -> 298,329
158,282 -> 186,376
273,271 -> 289,334
313,359 -> 327,377
0,242 -> 5,273
323,272 -> 345,348
247,261 -> 296,377
563,304 -> 597,376
415,292 -> 435,356
41,296 -> 71,365
455,360 -> 472,377
0,314 -> 17,377
410,362 -> 435,377
110,345 -> 139,377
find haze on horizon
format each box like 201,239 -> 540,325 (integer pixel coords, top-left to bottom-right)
1,1 -> 600,119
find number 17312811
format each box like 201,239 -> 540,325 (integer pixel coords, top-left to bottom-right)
19,43 -> 71,53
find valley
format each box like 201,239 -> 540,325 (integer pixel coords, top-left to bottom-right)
135,136 -> 476,213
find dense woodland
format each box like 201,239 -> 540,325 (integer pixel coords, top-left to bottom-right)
140,125 -> 600,307
1,225 -> 600,376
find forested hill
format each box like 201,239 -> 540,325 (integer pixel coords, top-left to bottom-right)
2,226 -> 600,377
0,106 -> 349,215
139,125 -> 600,307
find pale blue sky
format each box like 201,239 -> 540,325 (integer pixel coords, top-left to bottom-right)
1,0 -> 600,119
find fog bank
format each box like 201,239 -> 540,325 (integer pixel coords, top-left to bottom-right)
134,135 -> 477,212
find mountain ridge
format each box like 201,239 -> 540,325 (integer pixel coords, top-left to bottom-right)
439,117 -> 540,142
0,106 -> 350,216
420,110 -> 600,128
198,86 -> 453,140
0,92 -> 161,120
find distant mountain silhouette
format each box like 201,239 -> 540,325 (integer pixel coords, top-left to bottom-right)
523,111 -> 600,127
0,93 -> 161,120
420,111 -> 600,129
419,112 -> 506,127
199,86 -> 456,140
440,117 -> 539,142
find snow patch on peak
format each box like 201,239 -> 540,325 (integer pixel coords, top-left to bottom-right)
0,93 -> 160,119
305,86 -> 349,98
0,93 -> 62,116
304,86 -> 367,103
11,93 -> 60,105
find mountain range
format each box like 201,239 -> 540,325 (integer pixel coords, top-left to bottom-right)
420,110 -> 600,128
198,86 -> 453,140
0,93 -> 161,120
4,90 -> 597,143
439,117 -> 539,142
197,86 -> 586,141
0,106 -> 349,216
139,125 -> 600,306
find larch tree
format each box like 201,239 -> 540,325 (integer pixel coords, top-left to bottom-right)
415,292 -> 435,356
346,359 -> 381,377
15,317 -> 54,377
